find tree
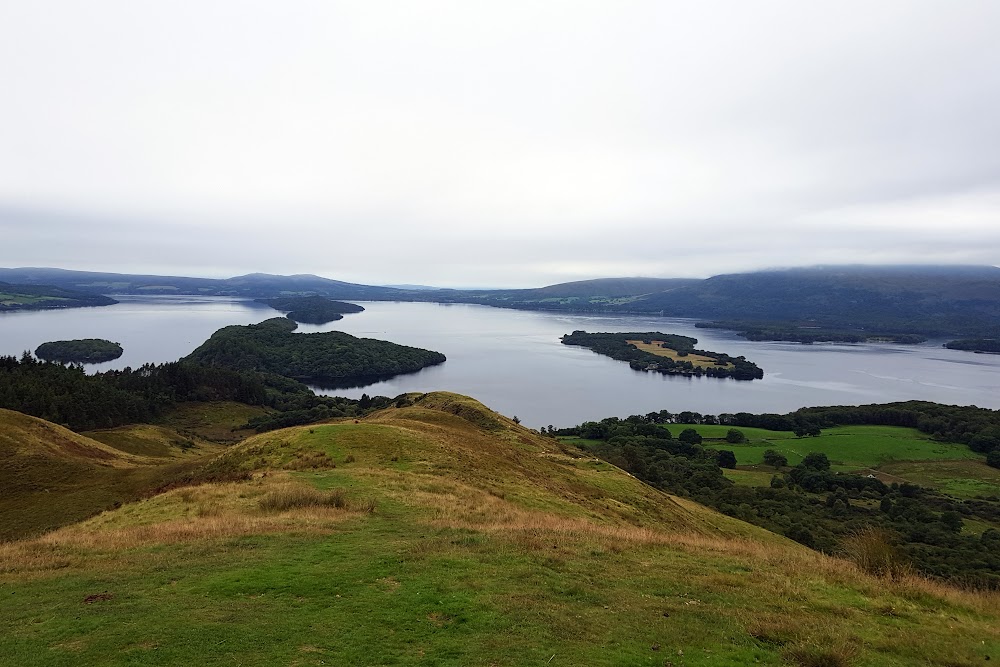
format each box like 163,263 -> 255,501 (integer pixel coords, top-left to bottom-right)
716,450 -> 737,469
987,449 -> 1000,469
801,452 -> 830,471
678,428 -> 702,445
762,449 -> 788,468
725,428 -> 746,444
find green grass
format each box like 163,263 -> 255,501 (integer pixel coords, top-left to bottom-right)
722,468 -> 777,487
156,402 -> 272,444
687,423 -> 995,496
0,292 -> 69,305
685,424 -> 977,468
878,460 -> 1000,499
4,477 -> 999,666
4,395 -> 1000,665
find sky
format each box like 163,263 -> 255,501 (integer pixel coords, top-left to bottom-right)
2,1 -> 999,288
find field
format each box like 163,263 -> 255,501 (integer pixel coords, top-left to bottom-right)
0,292 -> 69,306
3,394 -> 1000,666
626,340 -> 731,369
678,423 -> 998,497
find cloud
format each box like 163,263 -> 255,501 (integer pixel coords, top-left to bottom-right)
1,1 -> 998,286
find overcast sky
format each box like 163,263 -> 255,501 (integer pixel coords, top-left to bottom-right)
2,1 -> 999,287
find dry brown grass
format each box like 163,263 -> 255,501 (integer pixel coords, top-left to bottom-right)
258,486 -> 348,511
839,526 -> 912,579
0,478 -> 362,576
627,340 -> 731,368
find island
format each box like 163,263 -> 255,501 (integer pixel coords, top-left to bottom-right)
256,295 -> 366,324
561,330 -> 764,380
945,338 -> 1000,354
35,339 -> 124,364
184,317 -> 445,387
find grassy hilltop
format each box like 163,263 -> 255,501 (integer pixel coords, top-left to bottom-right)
2,394 -> 999,666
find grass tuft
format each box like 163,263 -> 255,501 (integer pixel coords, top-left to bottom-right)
783,640 -> 858,667
258,486 -> 348,512
839,526 -> 911,579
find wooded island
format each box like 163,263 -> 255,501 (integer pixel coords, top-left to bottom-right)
561,330 -> 763,380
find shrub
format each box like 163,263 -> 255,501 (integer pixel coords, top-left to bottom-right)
763,449 -> 788,468
725,428 -> 746,444
839,526 -> 910,579
678,428 -> 702,445
987,449 -> 1000,469
716,449 -> 737,469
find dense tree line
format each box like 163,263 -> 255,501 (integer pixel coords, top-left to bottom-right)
183,318 -> 446,386
0,354 -> 384,432
945,338 -> 1000,354
35,338 -> 124,363
695,321 -> 927,345
562,412 -> 1000,588
257,295 -> 365,325
560,331 -> 764,380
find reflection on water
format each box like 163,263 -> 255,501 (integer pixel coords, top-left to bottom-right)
3,297 -> 1000,427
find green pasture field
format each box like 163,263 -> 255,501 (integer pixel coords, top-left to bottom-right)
877,459 -> 1000,499
683,424 -> 978,469
0,292 -> 68,306
721,468 -> 775,487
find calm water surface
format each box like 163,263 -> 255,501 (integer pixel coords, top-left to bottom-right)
2,296 -> 999,428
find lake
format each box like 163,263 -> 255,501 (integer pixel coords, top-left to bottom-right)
3,296 -> 999,428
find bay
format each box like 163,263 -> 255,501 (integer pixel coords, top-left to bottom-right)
2,296 -> 999,428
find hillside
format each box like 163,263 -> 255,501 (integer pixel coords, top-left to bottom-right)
2,394 -> 999,665
0,268 -> 410,300
630,265 -> 1000,336
0,281 -> 117,311
0,408 -> 220,540
430,266 -> 1000,337
4,265 -> 1000,337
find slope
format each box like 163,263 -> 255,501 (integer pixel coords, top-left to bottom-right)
631,265 -> 1000,335
0,409 -> 217,540
1,395 -> 998,666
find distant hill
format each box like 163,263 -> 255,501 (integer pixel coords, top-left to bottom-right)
628,265 -> 1000,336
519,276 -> 699,298
0,280 -> 117,311
4,264 -> 1000,337
0,267 -> 410,300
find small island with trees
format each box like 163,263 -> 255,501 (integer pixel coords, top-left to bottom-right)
256,295 -> 366,325
34,339 -> 124,364
561,331 -> 763,380
945,338 -> 1000,354
184,317 -> 445,387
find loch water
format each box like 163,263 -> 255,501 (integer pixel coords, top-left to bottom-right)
3,296 -> 999,428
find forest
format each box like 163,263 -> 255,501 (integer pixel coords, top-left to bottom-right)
945,338 -> 1000,354
0,353 -> 393,432
695,321 -> 927,344
34,338 -> 123,363
183,317 -> 445,386
561,330 -> 764,380
557,402 -> 1000,588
